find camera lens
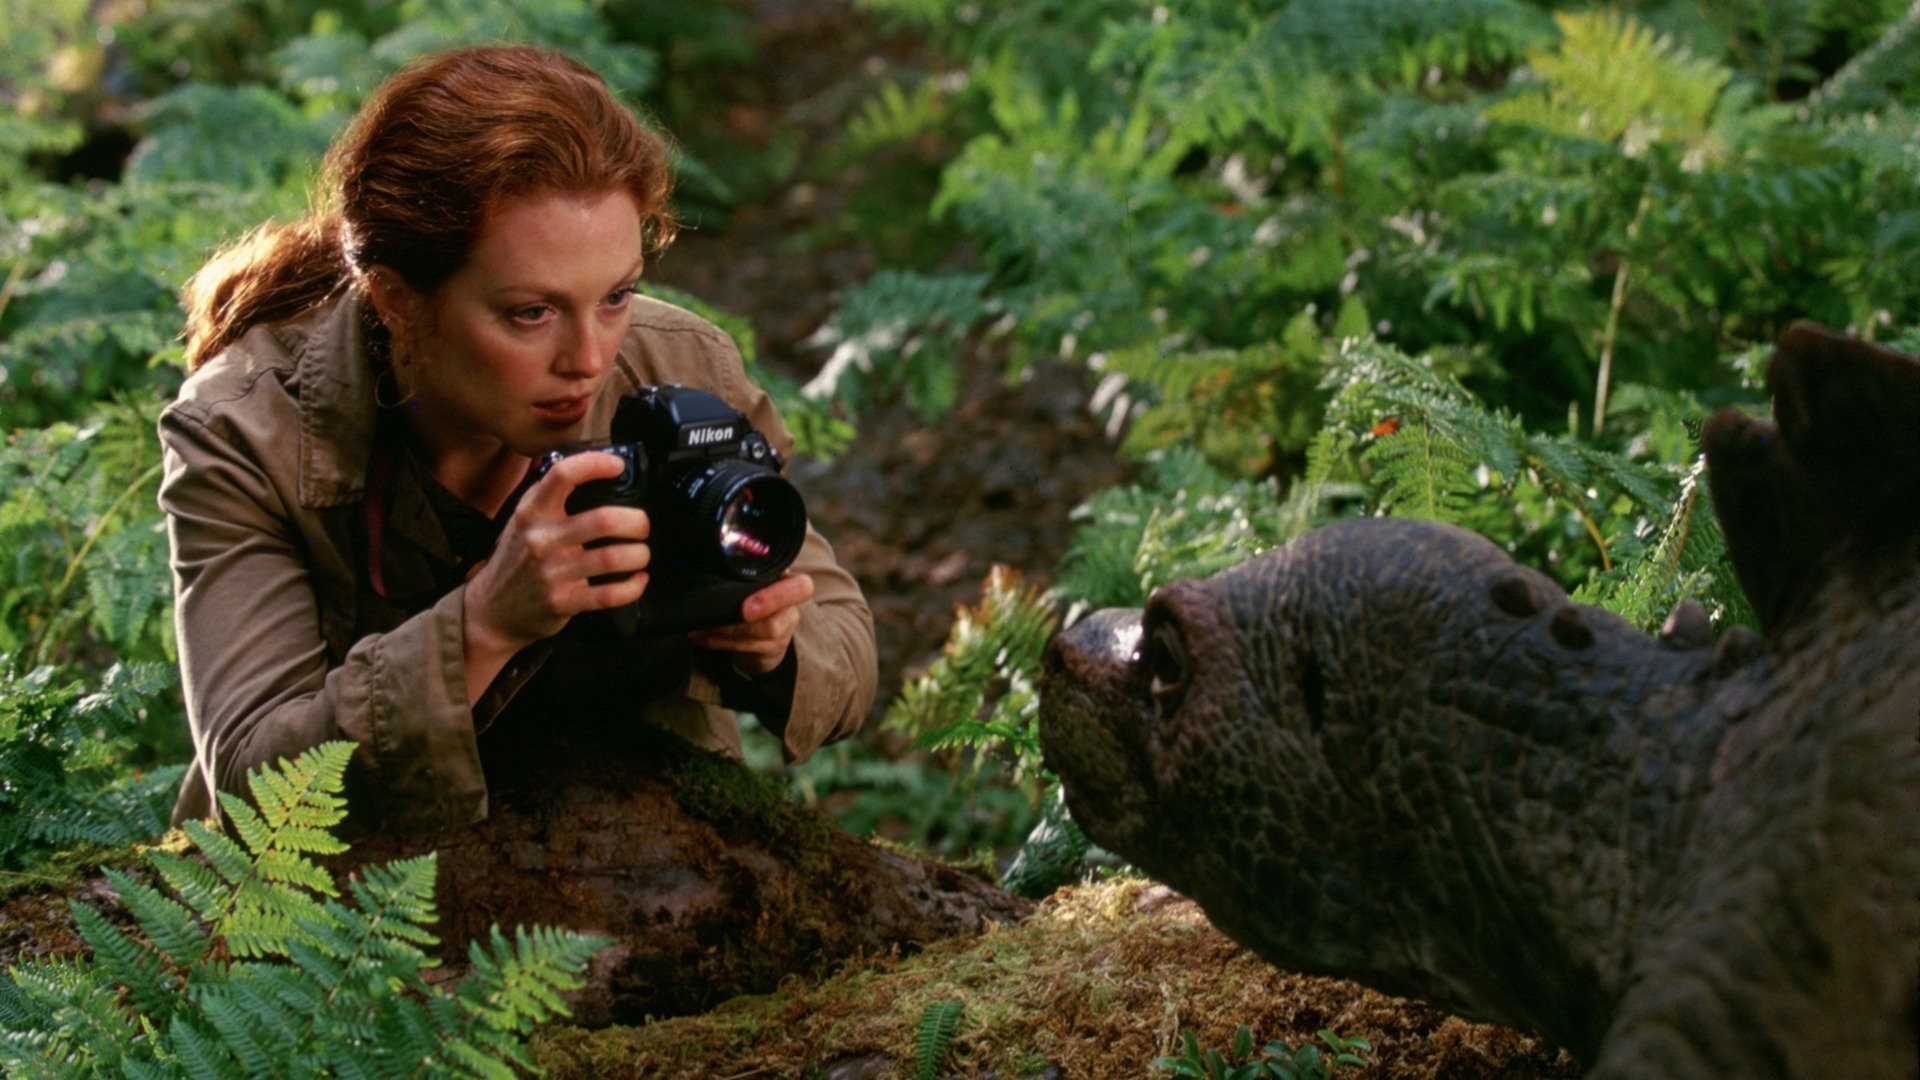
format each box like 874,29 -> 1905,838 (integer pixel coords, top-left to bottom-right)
677,461 -> 807,581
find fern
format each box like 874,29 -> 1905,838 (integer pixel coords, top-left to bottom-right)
0,742 -> 610,1078
914,998 -> 965,1080
1098,312 -> 1328,476
1487,11 -> 1731,151
1574,455 -> 1757,632
884,566 -> 1059,784
1811,0 -> 1920,114
1305,337 -> 1693,589
803,269 -> 995,420
1000,783 -> 1096,899
0,663 -> 181,874
1060,448 -> 1302,611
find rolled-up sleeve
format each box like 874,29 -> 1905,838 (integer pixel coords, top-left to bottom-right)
161,403 -> 486,831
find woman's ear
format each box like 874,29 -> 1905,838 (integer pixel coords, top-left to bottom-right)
363,267 -> 426,343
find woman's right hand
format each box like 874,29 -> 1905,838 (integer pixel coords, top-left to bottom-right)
461,451 -> 652,674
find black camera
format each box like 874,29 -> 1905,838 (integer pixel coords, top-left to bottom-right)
534,385 -> 808,635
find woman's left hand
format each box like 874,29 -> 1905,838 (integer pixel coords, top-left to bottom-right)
688,571 -> 814,675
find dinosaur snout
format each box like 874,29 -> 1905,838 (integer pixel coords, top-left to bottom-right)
1038,608 -> 1159,852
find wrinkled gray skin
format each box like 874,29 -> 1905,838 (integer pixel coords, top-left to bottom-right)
1039,324 -> 1920,1078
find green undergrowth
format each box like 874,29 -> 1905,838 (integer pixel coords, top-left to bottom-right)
0,835 -> 174,906
0,741 -> 608,1077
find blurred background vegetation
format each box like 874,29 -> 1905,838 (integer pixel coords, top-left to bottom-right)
1,0 -> 1917,895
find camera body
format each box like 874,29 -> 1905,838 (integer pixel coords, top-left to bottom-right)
535,385 -> 808,635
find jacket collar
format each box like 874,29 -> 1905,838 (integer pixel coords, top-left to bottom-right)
292,291 -> 380,509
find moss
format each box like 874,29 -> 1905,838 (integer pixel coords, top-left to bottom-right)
529,879 -> 1582,1080
666,747 -> 838,864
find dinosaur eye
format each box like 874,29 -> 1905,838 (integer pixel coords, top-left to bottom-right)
1146,619 -> 1190,713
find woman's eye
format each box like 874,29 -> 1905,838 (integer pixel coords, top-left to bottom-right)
509,305 -> 552,324
603,286 -> 636,306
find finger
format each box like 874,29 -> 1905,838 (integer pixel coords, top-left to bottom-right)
565,505 -> 651,544
740,573 -> 814,623
578,538 -> 652,580
690,606 -> 799,649
518,451 -> 633,515
574,571 -> 650,613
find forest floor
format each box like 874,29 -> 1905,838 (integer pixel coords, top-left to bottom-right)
636,3 -> 1580,1077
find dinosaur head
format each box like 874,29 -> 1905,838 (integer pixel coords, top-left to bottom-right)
1041,323 -> 1920,1073
1038,516 -> 1679,1033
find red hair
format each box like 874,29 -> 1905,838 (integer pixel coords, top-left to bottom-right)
183,45 -> 676,370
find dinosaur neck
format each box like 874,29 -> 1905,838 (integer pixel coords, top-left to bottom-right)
1198,603 -> 1733,1063
1406,637 -> 1728,1058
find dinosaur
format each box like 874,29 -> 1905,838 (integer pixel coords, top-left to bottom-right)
1037,323 -> 1920,1077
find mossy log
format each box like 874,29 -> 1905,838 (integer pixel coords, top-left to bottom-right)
0,726 -> 1030,1028
334,723 -> 1032,1027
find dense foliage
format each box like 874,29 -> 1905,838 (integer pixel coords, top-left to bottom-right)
852,0 -> 1914,879
0,742 -> 606,1077
2,0 -> 1917,1070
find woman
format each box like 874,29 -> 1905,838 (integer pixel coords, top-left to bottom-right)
164,44 -> 877,832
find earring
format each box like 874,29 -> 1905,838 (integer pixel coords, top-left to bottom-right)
374,364 -> 416,410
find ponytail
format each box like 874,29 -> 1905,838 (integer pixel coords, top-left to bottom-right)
182,215 -> 349,371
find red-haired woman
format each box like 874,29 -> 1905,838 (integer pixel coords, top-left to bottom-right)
165,45 -> 876,831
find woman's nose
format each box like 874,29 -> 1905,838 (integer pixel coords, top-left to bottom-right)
553,322 -> 611,378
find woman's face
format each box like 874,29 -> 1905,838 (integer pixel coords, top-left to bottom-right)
392,188 -> 646,461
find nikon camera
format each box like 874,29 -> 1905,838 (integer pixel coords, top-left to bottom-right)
533,385 -> 808,635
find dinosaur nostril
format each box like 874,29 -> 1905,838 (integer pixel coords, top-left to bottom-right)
1549,606 -> 1595,650
1490,574 -> 1544,617
1042,635 -> 1070,681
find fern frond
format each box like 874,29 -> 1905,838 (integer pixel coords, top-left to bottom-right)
1061,446 -> 1297,610
196,975 -> 282,1077
70,897 -> 178,1023
164,1015 -> 238,1080
147,848 -> 228,919
847,76 -> 953,156
914,998 -> 966,1080
1,740 -> 609,1075
103,865 -> 208,969
458,924 -> 609,1036
884,566 -> 1059,782
1574,455 -> 1756,631
1812,0 -> 1920,114
1000,783 -> 1095,899
240,741 -> 353,855
180,819 -> 253,890
1488,11 -> 1731,151
802,270 -> 993,419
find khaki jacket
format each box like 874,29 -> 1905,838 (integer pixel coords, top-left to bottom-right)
160,292 -> 876,832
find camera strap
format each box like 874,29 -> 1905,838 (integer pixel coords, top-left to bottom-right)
365,430 -> 397,600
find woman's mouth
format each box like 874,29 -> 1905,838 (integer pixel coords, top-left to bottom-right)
532,395 -> 591,425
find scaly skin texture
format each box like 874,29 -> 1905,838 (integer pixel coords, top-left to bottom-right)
1039,324 -> 1920,1077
